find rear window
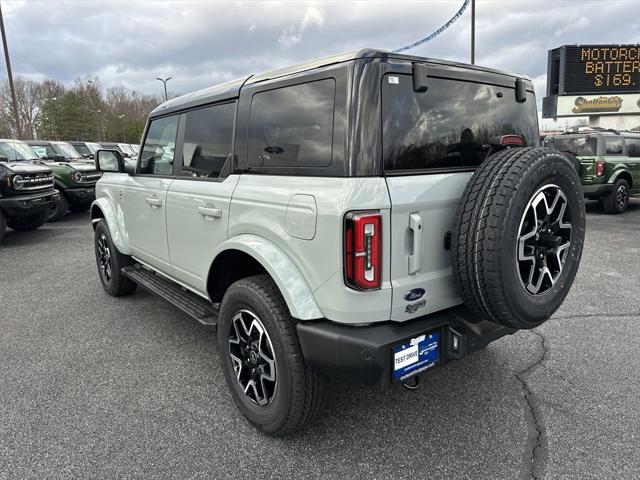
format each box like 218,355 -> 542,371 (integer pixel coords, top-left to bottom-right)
248,79 -> 335,168
382,75 -> 539,172
544,136 -> 597,156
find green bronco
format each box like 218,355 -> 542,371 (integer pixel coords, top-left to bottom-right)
24,141 -> 102,221
544,130 -> 640,213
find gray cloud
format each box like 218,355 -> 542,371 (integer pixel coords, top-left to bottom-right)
2,0 -> 639,117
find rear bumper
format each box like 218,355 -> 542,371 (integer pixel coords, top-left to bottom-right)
64,187 -> 95,205
297,307 -> 515,390
582,183 -> 613,198
0,189 -> 59,218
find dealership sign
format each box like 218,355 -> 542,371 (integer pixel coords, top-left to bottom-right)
554,94 -> 640,116
543,44 -> 640,118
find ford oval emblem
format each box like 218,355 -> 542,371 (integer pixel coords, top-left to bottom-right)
404,288 -> 425,302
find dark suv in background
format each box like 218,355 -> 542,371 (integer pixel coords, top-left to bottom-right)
0,139 -> 58,241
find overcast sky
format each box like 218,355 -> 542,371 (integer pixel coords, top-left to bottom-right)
3,0 -> 640,127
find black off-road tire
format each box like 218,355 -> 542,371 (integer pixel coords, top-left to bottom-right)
0,209 -> 6,243
218,274 -> 326,436
451,147 -> 586,329
48,191 -> 68,222
94,219 -> 137,296
602,178 -> 630,214
7,210 -> 49,231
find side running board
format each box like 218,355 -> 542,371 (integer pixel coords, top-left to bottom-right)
121,264 -> 218,331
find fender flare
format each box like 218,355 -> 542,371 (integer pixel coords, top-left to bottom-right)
90,198 -> 130,254
211,234 -> 324,321
610,167 -> 633,186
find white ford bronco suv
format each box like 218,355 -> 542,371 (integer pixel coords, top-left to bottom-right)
91,49 -> 585,436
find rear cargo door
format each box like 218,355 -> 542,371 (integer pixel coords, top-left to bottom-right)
381,72 -> 539,321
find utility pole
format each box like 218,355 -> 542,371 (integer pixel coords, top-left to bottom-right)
0,3 -> 21,138
156,76 -> 172,102
471,0 -> 476,64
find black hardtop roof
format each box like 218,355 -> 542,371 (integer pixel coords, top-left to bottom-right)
150,48 -> 530,117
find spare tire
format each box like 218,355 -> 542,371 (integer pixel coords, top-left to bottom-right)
451,147 -> 585,329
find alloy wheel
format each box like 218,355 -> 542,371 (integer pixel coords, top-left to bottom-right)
228,309 -> 277,406
97,234 -> 112,283
517,184 -> 572,295
616,184 -> 629,210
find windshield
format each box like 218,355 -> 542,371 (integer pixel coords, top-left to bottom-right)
544,136 -> 597,156
72,143 -> 91,156
0,141 -> 40,161
119,143 -> 135,155
102,144 -> 124,154
52,142 -> 82,159
382,75 -> 539,172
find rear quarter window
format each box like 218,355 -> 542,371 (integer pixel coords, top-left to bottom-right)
605,137 -> 623,155
248,79 -> 335,168
624,137 -> 640,158
382,75 -> 539,172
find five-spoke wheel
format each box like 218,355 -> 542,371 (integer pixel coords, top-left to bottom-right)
97,233 -> 112,283
228,309 -> 277,406
517,184 -> 572,295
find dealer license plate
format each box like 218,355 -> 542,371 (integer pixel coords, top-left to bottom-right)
392,331 -> 440,380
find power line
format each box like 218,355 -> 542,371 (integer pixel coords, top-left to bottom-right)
393,0 -> 471,54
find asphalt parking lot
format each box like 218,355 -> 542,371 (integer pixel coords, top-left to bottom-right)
1,199 -> 639,480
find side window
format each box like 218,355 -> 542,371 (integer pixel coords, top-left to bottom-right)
624,138 -> 640,158
46,146 -> 57,158
604,137 -> 623,155
139,115 -> 179,175
181,102 -> 235,178
248,79 -> 335,168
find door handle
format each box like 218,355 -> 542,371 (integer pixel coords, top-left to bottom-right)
408,213 -> 423,274
145,197 -> 162,207
197,206 -> 223,219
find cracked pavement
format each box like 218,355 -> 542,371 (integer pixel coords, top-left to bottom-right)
0,199 -> 638,479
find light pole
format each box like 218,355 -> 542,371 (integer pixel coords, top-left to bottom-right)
156,76 -> 172,102
471,0 -> 476,64
118,114 -> 126,142
43,97 -> 58,140
0,3 -> 21,138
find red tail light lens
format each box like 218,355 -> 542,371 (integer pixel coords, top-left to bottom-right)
344,211 -> 381,290
500,134 -> 524,146
595,161 -> 605,177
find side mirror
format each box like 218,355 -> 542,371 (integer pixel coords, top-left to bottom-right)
96,149 -> 125,173
88,154 -> 95,160
53,154 -> 67,162
123,152 -> 131,158
0,156 -> 8,162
